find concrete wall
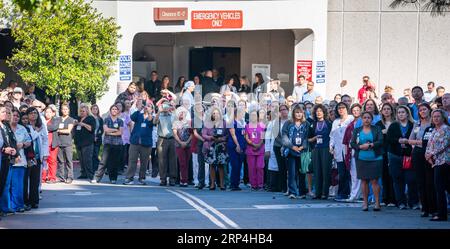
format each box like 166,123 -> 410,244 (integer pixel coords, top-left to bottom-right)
327,0 -> 450,100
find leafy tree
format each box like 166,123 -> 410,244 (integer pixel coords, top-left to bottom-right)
390,0 -> 450,16
12,0 -> 65,14
5,0 -> 121,101
0,72 -> 4,83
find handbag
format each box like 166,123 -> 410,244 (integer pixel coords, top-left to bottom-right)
402,156 -> 412,170
300,150 -> 311,174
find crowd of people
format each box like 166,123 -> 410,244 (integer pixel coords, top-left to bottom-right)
0,70 -> 448,223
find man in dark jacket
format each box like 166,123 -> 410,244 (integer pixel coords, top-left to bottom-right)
145,71 -> 161,102
201,70 -> 219,99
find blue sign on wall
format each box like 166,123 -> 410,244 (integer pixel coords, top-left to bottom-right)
119,55 -> 132,81
316,61 -> 326,84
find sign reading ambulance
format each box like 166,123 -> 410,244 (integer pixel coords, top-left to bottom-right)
191,10 -> 243,29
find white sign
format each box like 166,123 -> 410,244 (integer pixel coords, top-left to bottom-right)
316,61 -> 326,84
119,55 -> 132,81
276,73 -> 290,84
251,64 -> 271,86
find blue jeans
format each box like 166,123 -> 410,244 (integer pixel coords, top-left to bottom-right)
287,155 -> 307,196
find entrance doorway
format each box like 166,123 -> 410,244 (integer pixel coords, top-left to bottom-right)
189,47 -> 240,81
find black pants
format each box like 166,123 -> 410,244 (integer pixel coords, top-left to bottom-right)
388,153 -> 419,207
243,159 -> 249,185
77,144 -> 94,180
268,170 -> 281,192
57,146 -> 73,181
413,147 -> 436,214
434,163 -> 450,219
337,161 -> 350,199
150,147 -> 158,177
197,143 -> 206,186
24,160 -> 41,207
121,144 -> 130,171
95,144 -> 122,181
313,147 -> 332,197
188,155 -> 194,184
274,145 -> 287,193
382,153 -> 396,205
92,143 -> 101,172
0,158 -> 11,202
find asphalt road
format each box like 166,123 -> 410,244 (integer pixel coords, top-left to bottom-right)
1,168 -> 449,229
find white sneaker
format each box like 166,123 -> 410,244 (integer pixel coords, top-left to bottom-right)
123,179 -> 133,185
283,191 -> 290,196
288,194 -> 296,199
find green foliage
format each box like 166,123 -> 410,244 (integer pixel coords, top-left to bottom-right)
0,72 -> 4,83
6,0 -> 121,101
12,0 -> 65,14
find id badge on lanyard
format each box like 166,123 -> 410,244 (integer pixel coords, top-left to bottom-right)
76,125 -> 82,131
317,136 -> 323,145
113,123 -> 119,129
59,123 -> 64,129
295,137 -> 302,145
216,129 -> 223,135
141,123 -> 147,128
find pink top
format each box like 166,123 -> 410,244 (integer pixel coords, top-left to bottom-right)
245,122 -> 265,155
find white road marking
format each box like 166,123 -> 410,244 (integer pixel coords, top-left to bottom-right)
253,203 -> 362,209
69,192 -> 100,196
26,206 -> 159,214
166,189 -> 228,229
174,190 -> 241,229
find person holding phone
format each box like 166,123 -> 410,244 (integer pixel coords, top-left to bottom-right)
93,104 -> 123,184
154,100 -> 176,186
351,111 -> 383,211
124,100 -> 154,185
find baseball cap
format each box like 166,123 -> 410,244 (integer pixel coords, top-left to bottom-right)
13,87 -> 23,93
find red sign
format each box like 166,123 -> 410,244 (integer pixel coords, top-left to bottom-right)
191,10 -> 243,29
154,8 -> 188,21
297,60 -> 313,82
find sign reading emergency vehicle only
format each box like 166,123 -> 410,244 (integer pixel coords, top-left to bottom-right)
191,10 -> 243,29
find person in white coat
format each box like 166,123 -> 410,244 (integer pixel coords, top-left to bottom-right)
265,116 -> 280,192
329,102 -> 354,201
